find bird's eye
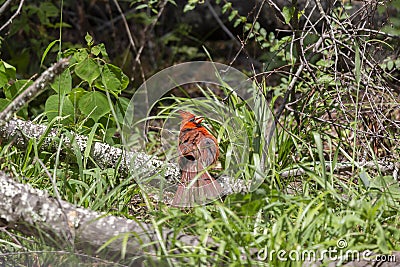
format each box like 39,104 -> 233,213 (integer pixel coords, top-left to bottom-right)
189,117 -> 195,122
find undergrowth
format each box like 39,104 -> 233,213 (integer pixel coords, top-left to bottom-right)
1,0 -> 400,266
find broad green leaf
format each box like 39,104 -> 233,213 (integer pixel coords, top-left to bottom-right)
0,61 -> 16,88
222,2 -> 231,13
96,63 -> 129,95
78,91 -> 110,122
40,2 -> 59,17
97,43 -> 109,59
91,45 -> 101,56
51,69 -> 72,94
45,94 -> 75,123
0,72 -> 8,89
115,97 -> 130,124
73,48 -> 89,62
228,10 -> 238,22
282,6 -> 295,24
106,63 -> 129,90
75,57 -> 101,86
359,170 -> 370,189
68,87 -> 86,105
5,80 -> 33,100
0,98 -> 11,111
104,127 -> 117,144
0,61 -> 16,79
101,64 -> 121,94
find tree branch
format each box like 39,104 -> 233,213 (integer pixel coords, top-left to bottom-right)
0,58 -> 70,123
0,171 -> 207,263
0,0 -> 25,32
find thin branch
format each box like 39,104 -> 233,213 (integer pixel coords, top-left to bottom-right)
0,118 -> 247,197
0,0 -> 13,16
0,58 -> 70,124
0,0 -> 25,32
280,161 -> 399,179
205,0 -> 241,48
0,172 -> 207,262
0,118 -> 180,181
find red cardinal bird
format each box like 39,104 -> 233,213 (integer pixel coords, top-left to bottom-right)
171,110 -> 223,207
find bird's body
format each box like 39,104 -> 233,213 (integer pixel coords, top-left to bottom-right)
171,110 -> 223,207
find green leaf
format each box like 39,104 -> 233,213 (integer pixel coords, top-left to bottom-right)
40,2 -> 59,18
104,127 -> 117,144
74,49 -> 89,62
75,57 -> 101,86
0,61 -> 16,88
228,10 -> 238,22
0,98 -> 11,112
84,123 -> 99,159
313,132 -> 326,180
97,43 -> 109,59
183,3 -> 195,12
78,91 -> 110,122
96,63 -> 129,95
355,44 -> 361,84
0,72 -> 8,89
0,61 -> 16,79
45,95 -> 75,123
136,4 -> 149,10
260,28 -> 267,38
395,59 -> 400,69
85,33 -> 94,46
101,64 -> 121,93
233,18 -> 241,28
359,170 -> 370,189
115,97 -> 130,124
282,6 -> 295,24
91,45 -> 101,56
244,23 -> 252,32
387,60 -> 394,71
50,69 -> 72,94
316,59 -> 334,68
41,40 -> 59,66
5,80 -> 33,100
222,2 -> 231,13
68,87 -> 86,105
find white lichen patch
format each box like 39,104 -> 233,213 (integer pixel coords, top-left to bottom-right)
67,210 -> 80,228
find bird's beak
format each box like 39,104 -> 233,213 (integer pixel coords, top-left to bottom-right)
194,116 -> 204,124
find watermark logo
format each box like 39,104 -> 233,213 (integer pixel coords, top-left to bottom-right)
256,239 -> 396,263
122,61 -> 275,207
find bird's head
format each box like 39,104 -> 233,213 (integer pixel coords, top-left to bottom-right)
178,110 -> 204,130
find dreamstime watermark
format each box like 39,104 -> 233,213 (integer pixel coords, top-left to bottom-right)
256,239 -> 397,263
122,61 -> 275,207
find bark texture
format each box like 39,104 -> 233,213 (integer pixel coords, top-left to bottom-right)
0,172 -> 206,264
0,118 -> 248,196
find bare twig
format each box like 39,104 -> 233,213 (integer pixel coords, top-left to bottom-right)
0,58 -> 70,124
0,172 -> 207,262
280,161 -> 399,179
0,0 -> 13,16
0,0 -> 25,32
205,0 -> 241,48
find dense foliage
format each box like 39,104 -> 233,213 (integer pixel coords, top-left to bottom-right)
1,0 -> 400,266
